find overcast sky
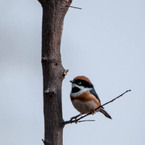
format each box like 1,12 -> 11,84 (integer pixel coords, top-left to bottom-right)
0,0 -> 145,145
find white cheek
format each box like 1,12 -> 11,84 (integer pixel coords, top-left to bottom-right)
70,89 -> 84,97
70,85 -> 91,97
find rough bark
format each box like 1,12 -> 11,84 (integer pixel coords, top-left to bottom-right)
38,0 -> 72,145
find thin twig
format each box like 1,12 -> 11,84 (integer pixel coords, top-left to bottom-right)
63,90 -> 131,125
42,139 -> 49,145
63,69 -> 69,77
78,120 -> 95,123
63,119 -> 95,125
65,5 -> 82,10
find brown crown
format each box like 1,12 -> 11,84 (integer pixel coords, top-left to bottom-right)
73,76 -> 92,84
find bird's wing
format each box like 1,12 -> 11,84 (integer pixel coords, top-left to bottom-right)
90,88 -> 101,103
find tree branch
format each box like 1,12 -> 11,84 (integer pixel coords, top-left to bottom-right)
65,5 -> 82,10
38,0 -> 73,144
63,69 -> 69,77
63,89 -> 131,125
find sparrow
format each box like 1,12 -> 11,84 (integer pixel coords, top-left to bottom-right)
70,76 -> 112,119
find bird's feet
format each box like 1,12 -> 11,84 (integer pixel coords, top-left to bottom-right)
91,109 -> 96,115
70,113 -> 82,123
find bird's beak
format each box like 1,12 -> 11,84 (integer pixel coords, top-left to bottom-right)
70,80 -> 73,83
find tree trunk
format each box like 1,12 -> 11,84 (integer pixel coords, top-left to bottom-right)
38,1 -> 72,145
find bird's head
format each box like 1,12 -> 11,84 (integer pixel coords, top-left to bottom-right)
70,76 -> 93,95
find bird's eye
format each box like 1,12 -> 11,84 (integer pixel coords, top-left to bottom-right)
77,81 -> 82,85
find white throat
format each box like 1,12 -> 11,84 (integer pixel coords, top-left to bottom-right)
70,84 -> 92,97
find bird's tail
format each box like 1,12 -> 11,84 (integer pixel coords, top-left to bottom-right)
100,108 -> 112,119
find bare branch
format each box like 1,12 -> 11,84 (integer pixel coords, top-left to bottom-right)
78,119 -> 95,123
42,139 -> 49,145
63,89 -> 131,125
63,119 -> 95,125
65,5 -> 82,10
98,89 -> 131,108
63,69 -> 69,77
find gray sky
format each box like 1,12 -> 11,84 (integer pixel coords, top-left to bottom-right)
0,0 -> 145,145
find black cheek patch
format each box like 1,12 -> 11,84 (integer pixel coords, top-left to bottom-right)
72,87 -> 80,93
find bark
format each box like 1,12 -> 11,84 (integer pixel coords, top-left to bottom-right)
38,0 -> 72,145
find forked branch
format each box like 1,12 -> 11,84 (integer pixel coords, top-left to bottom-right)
63,89 -> 131,125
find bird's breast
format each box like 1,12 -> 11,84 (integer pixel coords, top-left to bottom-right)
70,91 -> 101,113
71,99 -> 98,113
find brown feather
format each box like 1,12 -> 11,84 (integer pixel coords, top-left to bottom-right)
73,76 -> 92,85
71,91 -> 101,112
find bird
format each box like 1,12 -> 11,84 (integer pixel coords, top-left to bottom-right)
70,76 -> 112,120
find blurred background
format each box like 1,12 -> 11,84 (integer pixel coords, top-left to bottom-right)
0,0 -> 145,145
